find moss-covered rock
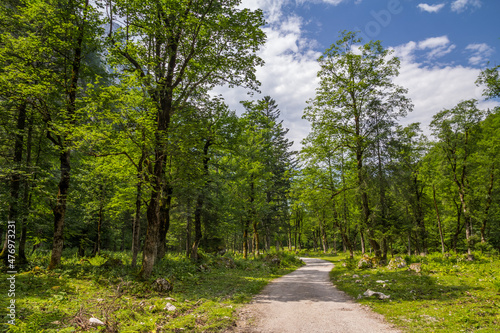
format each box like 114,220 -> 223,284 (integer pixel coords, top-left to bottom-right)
387,256 -> 407,270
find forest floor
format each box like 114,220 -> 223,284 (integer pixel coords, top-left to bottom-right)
226,257 -> 400,333
0,250 -> 303,332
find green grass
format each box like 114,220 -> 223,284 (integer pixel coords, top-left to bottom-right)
316,251 -> 500,333
0,250 -> 303,332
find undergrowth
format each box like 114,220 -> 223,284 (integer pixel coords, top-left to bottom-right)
0,250 -> 303,332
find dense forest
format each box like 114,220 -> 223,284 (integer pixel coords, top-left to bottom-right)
1,0 -> 499,281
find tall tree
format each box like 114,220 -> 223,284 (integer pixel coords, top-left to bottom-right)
108,0 -> 265,277
430,100 -> 484,254
303,31 -> 412,258
0,0 -> 104,268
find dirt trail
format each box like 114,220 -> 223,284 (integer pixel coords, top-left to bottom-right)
228,257 -> 400,333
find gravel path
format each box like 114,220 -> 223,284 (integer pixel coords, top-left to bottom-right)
228,257 -> 400,333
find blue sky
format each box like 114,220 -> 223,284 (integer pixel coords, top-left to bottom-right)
216,0 -> 500,149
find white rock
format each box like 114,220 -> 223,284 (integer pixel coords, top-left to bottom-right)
363,289 -> 390,300
164,302 -> 177,311
352,274 -> 360,278
89,317 -> 105,326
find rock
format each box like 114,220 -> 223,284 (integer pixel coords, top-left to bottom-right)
342,262 -> 347,267
387,256 -> 407,270
376,280 -> 388,283
152,278 -> 173,293
89,317 -> 105,326
363,289 -> 390,300
355,280 -> 362,283
408,263 -> 422,273
466,254 -> 475,261
164,303 -> 177,312
165,297 -> 177,302
357,255 -> 372,269
352,274 -> 359,278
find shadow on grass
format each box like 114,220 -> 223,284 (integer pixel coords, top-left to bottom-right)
327,257 -> 488,304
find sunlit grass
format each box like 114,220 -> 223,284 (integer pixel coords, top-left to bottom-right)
315,251 -> 500,332
0,250 -> 303,332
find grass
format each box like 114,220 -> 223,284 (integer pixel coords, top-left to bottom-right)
313,251 -> 500,333
0,250 -> 303,332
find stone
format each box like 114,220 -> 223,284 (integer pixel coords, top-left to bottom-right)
408,263 -> 422,273
362,289 -> 390,300
387,256 -> 407,270
152,278 -> 173,293
89,317 -> 105,326
357,255 -> 372,269
352,274 -> 359,278
164,303 -> 177,312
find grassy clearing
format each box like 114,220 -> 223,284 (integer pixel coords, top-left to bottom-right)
314,251 -> 500,332
0,251 -> 303,332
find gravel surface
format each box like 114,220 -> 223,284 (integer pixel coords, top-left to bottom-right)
228,257 -> 401,333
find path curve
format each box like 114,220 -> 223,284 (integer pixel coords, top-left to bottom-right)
229,258 -> 400,333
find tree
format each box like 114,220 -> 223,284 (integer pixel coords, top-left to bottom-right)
303,31 -> 412,258
107,0 -> 265,278
430,100 -> 484,254
0,0 -> 104,268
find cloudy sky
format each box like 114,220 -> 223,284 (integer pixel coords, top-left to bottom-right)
214,0 -> 500,149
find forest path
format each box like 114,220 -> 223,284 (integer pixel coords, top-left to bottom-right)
227,257 -> 400,333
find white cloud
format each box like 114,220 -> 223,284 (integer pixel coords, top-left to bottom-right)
392,38 -> 498,133
394,36 -> 456,61
225,4 -> 498,149
217,1 -> 322,149
451,0 -> 481,12
295,0 -> 350,5
417,3 -> 445,13
465,43 -> 494,66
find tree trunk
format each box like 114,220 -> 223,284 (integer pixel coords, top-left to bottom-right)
156,192 -> 171,261
359,228 -> 366,254
48,0 -> 87,269
0,103 -> 26,266
131,150 -> 145,267
48,149 -> 71,269
243,218 -> 249,259
185,199 -> 192,258
480,165 -> 494,243
96,184 -> 104,255
18,111 -> 33,266
415,175 -> 426,254
452,199 -> 463,252
191,138 -> 211,260
141,187 -> 161,278
432,184 -> 445,254
191,193 -> 203,261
